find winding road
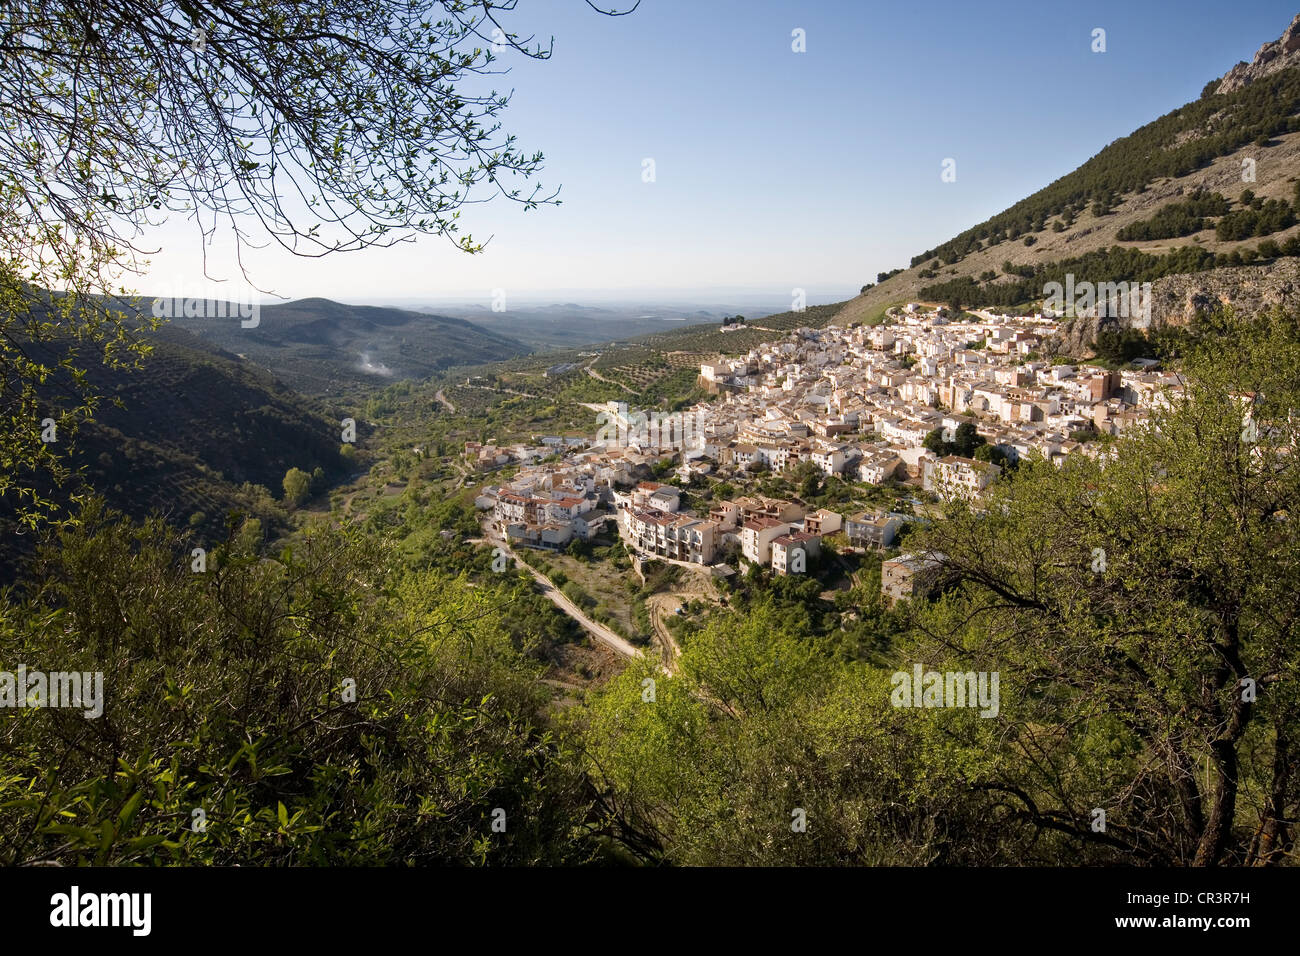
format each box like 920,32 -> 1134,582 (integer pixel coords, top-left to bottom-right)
481,533 -> 643,659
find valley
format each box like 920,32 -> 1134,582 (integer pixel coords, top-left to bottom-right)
5,1 -> 1300,884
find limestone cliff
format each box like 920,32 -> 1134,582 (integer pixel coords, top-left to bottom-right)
1048,260 -> 1300,356
1215,13 -> 1300,94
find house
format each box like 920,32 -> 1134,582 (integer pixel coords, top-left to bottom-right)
631,480 -> 666,505
845,511 -> 902,550
493,492 -> 528,529
803,509 -> 842,535
734,496 -> 805,523
741,517 -> 793,564
858,453 -> 905,485
466,443 -> 510,470
771,532 -> 822,574
622,508 -> 675,556
542,495 -> 591,524
724,443 -> 753,468
877,417 -> 933,447
881,552 -> 944,606
809,442 -> 850,475
649,488 -> 682,512
709,500 -> 742,530
668,516 -> 719,564
925,455 -> 1000,502
621,508 -> 718,563
812,420 -> 855,439
505,521 -> 574,551
574,509 -> 612,540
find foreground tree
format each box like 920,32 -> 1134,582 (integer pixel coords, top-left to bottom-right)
581,601 -> 1010,865
910,308 -> 1300,865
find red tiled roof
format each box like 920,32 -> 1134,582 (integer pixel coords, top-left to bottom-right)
774,531 -> 819,545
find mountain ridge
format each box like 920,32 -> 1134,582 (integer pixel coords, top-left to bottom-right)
831,17 -> 1300,345
163,296 -> 529,396
0,317 -> 355,581
1217,13 -> 1300,94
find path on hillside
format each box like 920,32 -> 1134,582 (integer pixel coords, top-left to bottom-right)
643,564 -> 719,673
434,389 -> 456,413
460,381 -> 540,398
478,533 -> 643,659
645,593 -> 683,673
585,363 -> 639,394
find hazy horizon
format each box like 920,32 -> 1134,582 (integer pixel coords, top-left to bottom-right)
129,287 -> 856,313
127,0 -> 1300,306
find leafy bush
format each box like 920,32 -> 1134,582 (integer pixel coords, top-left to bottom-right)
0,502 -> 592,865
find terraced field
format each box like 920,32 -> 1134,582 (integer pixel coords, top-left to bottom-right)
420,300 -> 858,419
663,350 -> 714,369
630,324 -> 773,354
442,385 -> 509,417
599,361 -> 667,390
591,346 -> 658,370
746,303 -> 843,331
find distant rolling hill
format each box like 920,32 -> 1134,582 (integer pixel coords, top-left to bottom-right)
420,301 -> 795,351
165,297 -> 528,396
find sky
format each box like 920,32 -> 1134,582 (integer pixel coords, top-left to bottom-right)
135,0 -> 1300,306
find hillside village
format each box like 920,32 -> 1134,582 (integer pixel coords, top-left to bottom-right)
475,304 -> 1184,603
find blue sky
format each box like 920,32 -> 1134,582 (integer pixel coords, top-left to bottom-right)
139,0 -> 1300,305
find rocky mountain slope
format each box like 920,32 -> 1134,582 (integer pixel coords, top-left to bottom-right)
834,14 -> 1300,345
1217,13 -> 1300,94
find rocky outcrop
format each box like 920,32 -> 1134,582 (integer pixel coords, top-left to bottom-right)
1047,260 -> 1300,356
1215,13 -> 1300,94
1048,314 -> 1121,357
1148,259 -> 1300,324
